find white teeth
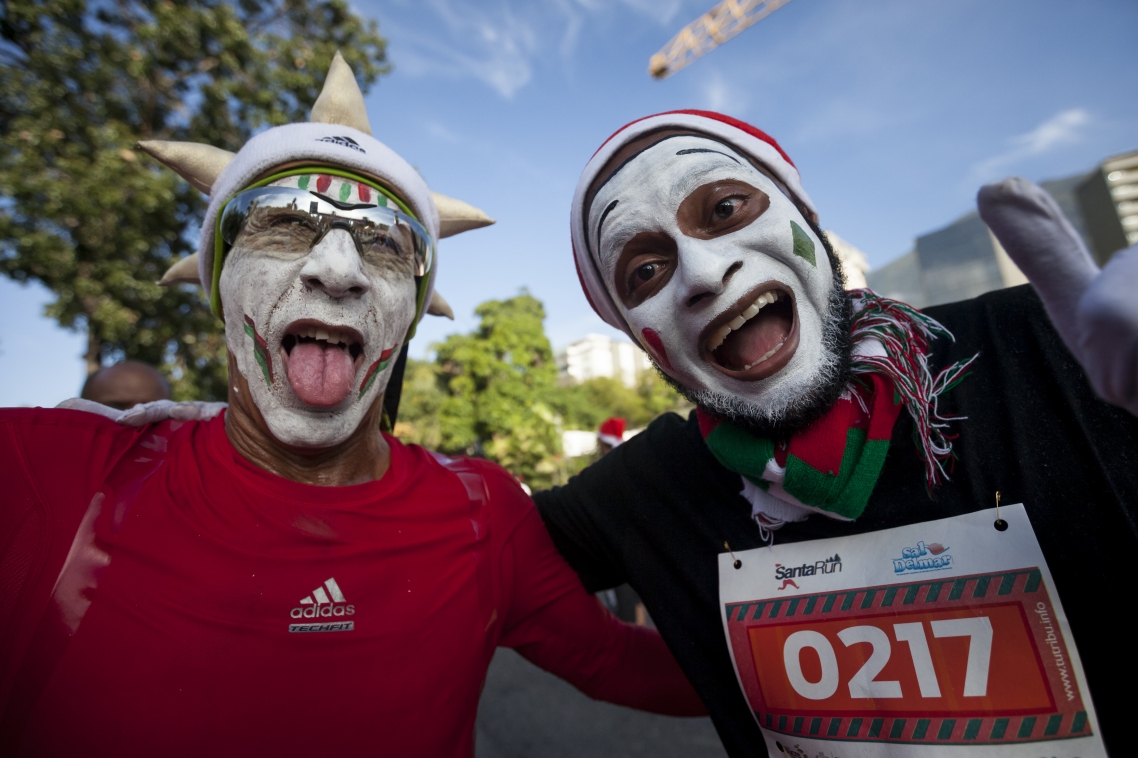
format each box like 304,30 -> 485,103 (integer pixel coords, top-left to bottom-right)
742,341 -> 785,370
709,325 -> 732,351
706,291 -> 784,352
292,325 -> 355,347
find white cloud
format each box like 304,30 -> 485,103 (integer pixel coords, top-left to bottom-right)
425,121 -> 463,143
970,108 -> 1092,179
385,0 -> 539,98
1013,108 -> 1092,154
699,68 -> 748,114
381,0 -> 700,98
616,0 -> 686,25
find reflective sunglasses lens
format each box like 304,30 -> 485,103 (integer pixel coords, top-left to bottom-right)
221,187 -> 435,276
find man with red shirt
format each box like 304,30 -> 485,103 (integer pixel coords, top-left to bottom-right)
0,56 -> 703,756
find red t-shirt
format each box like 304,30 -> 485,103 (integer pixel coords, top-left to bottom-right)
0,409 -> 702,756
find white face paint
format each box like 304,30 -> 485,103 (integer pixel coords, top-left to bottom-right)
219,174 -> 418,448
587,135 -> 838,421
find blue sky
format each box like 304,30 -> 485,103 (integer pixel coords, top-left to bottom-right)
2,0 -> 1136,406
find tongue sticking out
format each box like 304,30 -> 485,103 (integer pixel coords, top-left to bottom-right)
286,342 -> 356,406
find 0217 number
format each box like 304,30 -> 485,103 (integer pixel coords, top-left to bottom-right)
782,617 -> 992,700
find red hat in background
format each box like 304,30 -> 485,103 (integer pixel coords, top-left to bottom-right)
598,417 -> 627,448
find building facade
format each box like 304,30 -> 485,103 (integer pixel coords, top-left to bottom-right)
1077,149 -> 1138,264
866,149 -> 1136,308
555,333 -> 653,388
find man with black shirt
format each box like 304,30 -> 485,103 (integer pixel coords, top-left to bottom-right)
535,109 -> 1136,757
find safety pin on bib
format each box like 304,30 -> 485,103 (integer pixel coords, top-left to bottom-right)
994,491 -> 1008,532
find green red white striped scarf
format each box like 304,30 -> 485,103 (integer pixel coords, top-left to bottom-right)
699,290 -> 976,522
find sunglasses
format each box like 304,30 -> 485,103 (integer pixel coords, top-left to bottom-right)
220,186 -> 434,277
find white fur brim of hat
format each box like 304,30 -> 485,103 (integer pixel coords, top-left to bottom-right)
570,110 -> 817,336
199,121 -> 439,303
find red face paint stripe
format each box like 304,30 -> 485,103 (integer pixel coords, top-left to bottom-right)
316,174 -> 331,193
359,359 -> 381,393
358,183 -> 371,202
640,328 -> 673,371
358,344 -> 400,396
242,315 -> 274,384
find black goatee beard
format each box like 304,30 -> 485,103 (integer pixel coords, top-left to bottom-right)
660,221 -> 855,438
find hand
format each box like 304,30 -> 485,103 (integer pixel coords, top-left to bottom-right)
977,177 -> 1138,416
56,398 -> 228,426
1076,244 -> 1138,416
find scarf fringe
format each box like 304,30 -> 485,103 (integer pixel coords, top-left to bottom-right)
847,289 -> 977,491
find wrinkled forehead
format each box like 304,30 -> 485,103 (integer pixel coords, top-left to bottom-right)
586,135 -> 787,255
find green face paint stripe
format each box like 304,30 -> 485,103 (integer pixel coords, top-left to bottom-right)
211,167 -> 424,318
339,181 -> 351,202
243,323 -> 254,338
253,348 -> 271,387
297,175 -> 310,190
791,220 -> 817,267
358,361 -> 384,399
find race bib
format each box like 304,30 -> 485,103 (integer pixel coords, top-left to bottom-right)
718,505 -> 1105,758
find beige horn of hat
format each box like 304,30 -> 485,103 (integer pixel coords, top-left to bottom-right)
426,291 -> 455,319
310,51 -> 372,135
136,141 -> 235,195
159,252 -> 202,286
432,192 -> 494,238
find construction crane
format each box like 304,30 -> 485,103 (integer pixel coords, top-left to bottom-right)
649,0 -> 793,79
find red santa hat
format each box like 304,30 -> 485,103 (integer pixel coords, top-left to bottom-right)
570,110 -> 816,337
597,417 -> 627,448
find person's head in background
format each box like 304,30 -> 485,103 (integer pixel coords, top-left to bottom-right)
81,360 -> 172,411
597,417 -> 627,456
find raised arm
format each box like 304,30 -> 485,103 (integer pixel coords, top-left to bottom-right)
496,504 -> 705,717
978,177 -> 1138,416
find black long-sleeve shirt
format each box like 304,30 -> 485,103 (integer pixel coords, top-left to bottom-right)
535,285 -> 1138,757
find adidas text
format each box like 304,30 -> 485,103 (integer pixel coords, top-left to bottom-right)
291,604 -> 356,619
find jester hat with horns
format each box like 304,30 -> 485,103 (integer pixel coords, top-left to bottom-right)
143,51 -> 492,324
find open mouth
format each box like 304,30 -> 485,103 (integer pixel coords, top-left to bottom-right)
699,282 -> 800,381
279,321 -> 366,407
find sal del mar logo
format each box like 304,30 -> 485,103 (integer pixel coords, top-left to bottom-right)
892,540 -> 952,574
774,554 -> 842,590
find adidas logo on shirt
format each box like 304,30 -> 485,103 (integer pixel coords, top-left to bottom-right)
288,577 -> 356,633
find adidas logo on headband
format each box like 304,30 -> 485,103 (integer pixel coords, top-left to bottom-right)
316,135 -> 366,153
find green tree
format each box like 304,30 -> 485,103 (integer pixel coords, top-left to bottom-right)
395,292 -> 692,487
549,372 -> 691,431
431,292 -> 562,489
0,0 -> 388,399
393,357 -> 445,451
